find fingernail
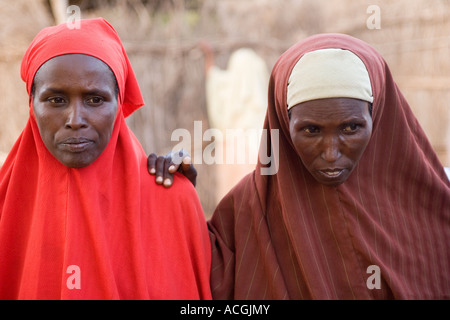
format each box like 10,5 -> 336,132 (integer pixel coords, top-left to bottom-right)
182,156 -> 192,164
156,176 -> 163,184
168,165 -> 175,172
164,179 -> 172,187
150,168 -> 156,174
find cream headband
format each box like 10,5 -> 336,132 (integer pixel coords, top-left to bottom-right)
287,48 -> 373,110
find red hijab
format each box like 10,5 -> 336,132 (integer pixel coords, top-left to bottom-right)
0,18 -> 211,299
208,33 -> 450,299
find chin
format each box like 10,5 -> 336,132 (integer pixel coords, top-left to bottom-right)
58,154 -> 97,168
62,161 -> 91,168
325,180 -> 346,187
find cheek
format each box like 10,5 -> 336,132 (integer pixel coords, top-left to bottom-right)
291,136 -> 317,167
345,136 -> 371,165
353,128 -> 372,156
296,146 -> 316,169
32,105 -> 60,146
96,106 -> 118,143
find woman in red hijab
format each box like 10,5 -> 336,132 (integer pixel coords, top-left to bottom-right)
206,33 -> 450,299
0,18 -> 211,299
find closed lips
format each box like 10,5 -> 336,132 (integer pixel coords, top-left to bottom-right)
59,137 -> 94,152
60,137 -> 92,144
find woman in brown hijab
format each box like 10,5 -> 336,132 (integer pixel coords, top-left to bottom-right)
150,33 -> 449,299
207,33 -> 450,299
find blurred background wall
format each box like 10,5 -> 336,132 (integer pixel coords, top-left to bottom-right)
1,0 -> 449,217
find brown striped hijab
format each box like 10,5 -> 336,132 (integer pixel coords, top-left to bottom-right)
208,33 -> 450,299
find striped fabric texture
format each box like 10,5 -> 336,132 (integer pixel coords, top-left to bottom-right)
208,33 -> 450,299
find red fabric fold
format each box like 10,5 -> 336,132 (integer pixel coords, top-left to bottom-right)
20,17 -> 143,118
0,18 -> 211,300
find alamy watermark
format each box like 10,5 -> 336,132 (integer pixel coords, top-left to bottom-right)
66,5 -> 81,29
64,263 -> 381,292
367,5 -> 381,29
366,264 -> 381,289
170,121 -> 279,175
66,264 -> 81,289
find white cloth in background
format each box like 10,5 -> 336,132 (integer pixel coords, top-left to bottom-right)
206,48 -> 268,133
205,48 -> 269,201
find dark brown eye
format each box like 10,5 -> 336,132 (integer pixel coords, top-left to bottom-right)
303,126 -> 320,134
48,97 -> 65,104
342,123 -> 360,133
87,97 -> 104,105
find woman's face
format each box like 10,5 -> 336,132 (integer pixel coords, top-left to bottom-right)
32,54 -> 118,168
289,98 -> 373,186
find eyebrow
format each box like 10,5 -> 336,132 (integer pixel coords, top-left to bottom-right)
38,86 -> 113,97
38,87 -> 65,94
292,115 -> 369,130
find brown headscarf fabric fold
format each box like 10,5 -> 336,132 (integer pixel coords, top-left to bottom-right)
208,33 -> 450,299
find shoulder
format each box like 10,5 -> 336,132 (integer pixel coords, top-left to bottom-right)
211,171 -> 256,221
157,172 -> 198,199
149,172 -> 204,219
220,171 -> 255,204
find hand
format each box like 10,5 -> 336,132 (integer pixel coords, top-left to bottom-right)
147,149 -> 197,188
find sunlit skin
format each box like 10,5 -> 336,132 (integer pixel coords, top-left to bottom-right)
289,98 -> 373,186
32,54 -> 118,168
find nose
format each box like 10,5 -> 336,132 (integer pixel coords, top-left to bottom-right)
321,135 -> 341,162
65,101 -> 88,130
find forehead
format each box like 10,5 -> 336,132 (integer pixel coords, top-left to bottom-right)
290,98 -> 370,120
33,54 -> 115,89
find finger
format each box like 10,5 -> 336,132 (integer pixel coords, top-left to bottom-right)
180,156 -> 192,172
155,156 -> 165,185
170,148 -> 184,166
163,157 -> 174,188
163,152 -> 178,174
147,153 -> 157,175
167,149 -> 188,173
168,163 -> 178,173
